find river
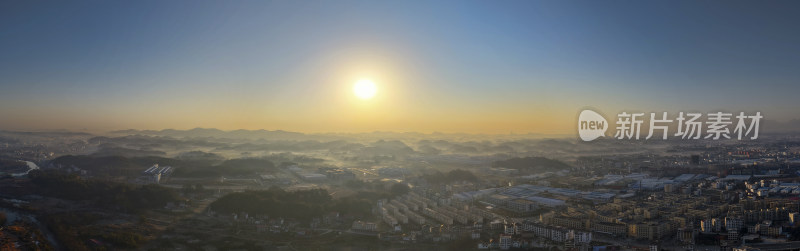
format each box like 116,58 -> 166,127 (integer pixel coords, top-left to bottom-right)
10,161 -> 39,177
3,161 -> 59,248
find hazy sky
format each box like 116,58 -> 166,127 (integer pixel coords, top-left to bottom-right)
1,1 -> 799,134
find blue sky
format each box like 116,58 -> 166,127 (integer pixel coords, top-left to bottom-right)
1,1 -> 799,133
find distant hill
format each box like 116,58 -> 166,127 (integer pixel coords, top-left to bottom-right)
49,155 -> 143,177
491,157 -> 571,172
176,151 -> 225,162
109,128 -> 306,140
361,140 -> 415,155
108,128 -> 563,142
90,147 -> 166,157
49,155 -> 180,175
50,154 -> 278,178
0,130 -> 93,137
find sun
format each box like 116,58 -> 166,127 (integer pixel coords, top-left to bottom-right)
353,79 -> 377,100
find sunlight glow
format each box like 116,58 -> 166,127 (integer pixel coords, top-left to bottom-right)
353,79 -> 377,100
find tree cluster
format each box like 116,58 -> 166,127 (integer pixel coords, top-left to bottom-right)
28,169 -> 181,212
210,187 -> 389,220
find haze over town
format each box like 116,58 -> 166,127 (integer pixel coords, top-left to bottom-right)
2,1 -> 800,251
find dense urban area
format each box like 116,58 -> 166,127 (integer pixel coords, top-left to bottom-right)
2,129 -> 800,251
